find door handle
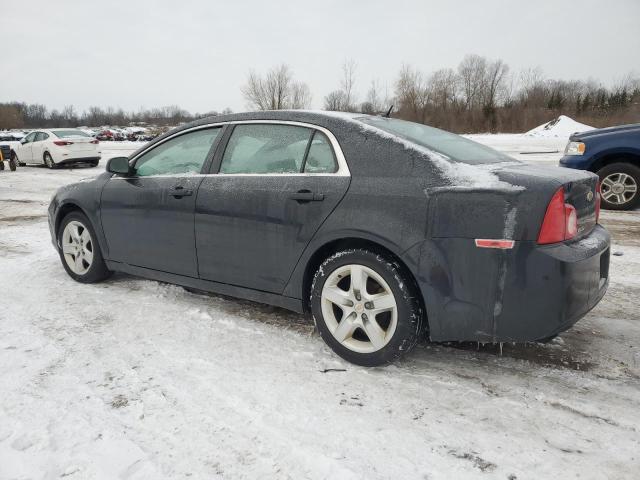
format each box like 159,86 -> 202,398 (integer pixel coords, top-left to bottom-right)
289,190 -> 324,202
169,186 -> 193,198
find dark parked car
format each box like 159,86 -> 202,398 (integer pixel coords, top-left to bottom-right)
48,111 -> 610,366
560,123 -> 640,210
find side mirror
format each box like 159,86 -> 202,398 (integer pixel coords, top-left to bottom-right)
106,156 -> 132,175
20,138 -> 27,144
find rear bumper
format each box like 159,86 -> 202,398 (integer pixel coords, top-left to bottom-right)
54,156 -> 100,165
417,225 -> 611,342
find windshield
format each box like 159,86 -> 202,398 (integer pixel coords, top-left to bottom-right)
358,117 -> 511,165
53,130 -> 90,138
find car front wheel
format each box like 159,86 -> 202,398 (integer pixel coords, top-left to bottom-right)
310,248 -> 425,366
58,212 -> 112,283
598,162 -> 640,210
11,152 -> 25,167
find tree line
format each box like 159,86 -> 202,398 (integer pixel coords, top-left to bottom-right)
0,103 -> 232,130
2,54 -> 638,132
242,56 -> 640,133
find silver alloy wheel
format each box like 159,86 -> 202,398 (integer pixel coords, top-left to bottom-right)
321,264 -> 398,353
44,153 -> 54,168
61,221 -> 94,275
601,172 -> 638,205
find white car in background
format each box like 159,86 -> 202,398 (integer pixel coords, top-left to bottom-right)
11,129 -> 101,168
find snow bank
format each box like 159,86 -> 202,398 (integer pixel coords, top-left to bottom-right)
525,115 -> 594,138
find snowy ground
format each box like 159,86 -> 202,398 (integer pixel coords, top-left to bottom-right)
1,138 -> 639,479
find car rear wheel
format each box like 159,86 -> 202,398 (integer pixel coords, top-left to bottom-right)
597,162 -> 640,210
44,152 -> 56,169
310,248 -> 425,366
58,212 -> 112,283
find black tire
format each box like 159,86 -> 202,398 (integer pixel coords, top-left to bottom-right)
10,152 -> 25,166
57,211 -> 112,283
310,248 -> 425,367
8,157 -> 17,171
0,160 -> 4,171
597,162 -> 640,211
44,152 -> 56,169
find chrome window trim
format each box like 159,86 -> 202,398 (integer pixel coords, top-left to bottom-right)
124,119 -> 350,178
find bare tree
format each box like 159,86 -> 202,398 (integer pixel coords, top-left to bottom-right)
324,90 -> 347,111
340,59 -> 357,111
290,81 -> 312,109
394,64 -> 430,122
363,79 -> 384,113
483,59 -> 509,110
242,64 -> 311,110
429,68 -> 458,110
458,54 -> 487,110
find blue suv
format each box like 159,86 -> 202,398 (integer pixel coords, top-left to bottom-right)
559,123 -> 640,210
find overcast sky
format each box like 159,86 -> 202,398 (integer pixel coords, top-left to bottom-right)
2,0 -> 639,114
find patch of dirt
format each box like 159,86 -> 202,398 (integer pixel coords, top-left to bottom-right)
445,448 -> 496,472
547,401 -> 621,428
0,214 -> 47,223
110,394 -> 128,409
0,199 -> 45,205
444,341 -> 595,372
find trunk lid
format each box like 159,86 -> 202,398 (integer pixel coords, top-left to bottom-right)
65,136 -> 95,152
493,163 -> 598,240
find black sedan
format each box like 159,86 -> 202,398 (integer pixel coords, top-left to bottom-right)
48,111 -> 610,366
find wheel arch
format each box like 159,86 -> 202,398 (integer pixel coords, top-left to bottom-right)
588,150 -> 640,173
55,202 -> 90,239
299,237 -> 428,330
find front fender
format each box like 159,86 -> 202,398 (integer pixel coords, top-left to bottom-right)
49,173 -> 111,255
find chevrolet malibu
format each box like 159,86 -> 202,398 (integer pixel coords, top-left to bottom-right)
48,111 -> 610,366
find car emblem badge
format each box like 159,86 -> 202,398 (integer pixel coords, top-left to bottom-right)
586,191 -> 594,202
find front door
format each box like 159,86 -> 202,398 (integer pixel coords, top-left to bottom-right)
19,132 -> 36,163
195,123 -> 350,293
100,127 -> 223,277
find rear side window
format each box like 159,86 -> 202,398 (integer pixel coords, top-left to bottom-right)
220,124 -> 312,174
53,130 -> 89,138
134,128 -> 221,177
303,132 -> 337,173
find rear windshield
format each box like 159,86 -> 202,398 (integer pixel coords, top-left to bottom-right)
53,130 -> 90,138
358,117 -> 510,165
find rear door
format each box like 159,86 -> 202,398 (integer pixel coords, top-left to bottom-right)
195,122 -> 350,294
100,126 -> 223,277
32,132 -> 50,162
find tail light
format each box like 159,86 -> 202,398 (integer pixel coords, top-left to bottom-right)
595,181 -> 601,223
537,187 -> 577,244
53,140 -> 73,146
90,139 -> 99,144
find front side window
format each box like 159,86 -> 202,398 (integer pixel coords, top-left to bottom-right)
220,124 -> 312,174
35,132 -> 49,142
135,128 -> 221,177
23,132 -> 36,143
